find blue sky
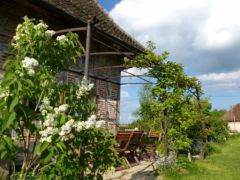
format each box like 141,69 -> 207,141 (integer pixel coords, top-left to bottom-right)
98,0 -> 240,124
98,0 -> 120,11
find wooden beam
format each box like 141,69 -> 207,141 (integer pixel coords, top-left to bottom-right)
122,70 -> 152,84
121,82 -> 155,85
55,27 -> 87,34
82,52 -> 134,56
89,65 -> 125,71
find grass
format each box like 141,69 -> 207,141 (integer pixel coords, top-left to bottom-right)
164,135 -> 240,180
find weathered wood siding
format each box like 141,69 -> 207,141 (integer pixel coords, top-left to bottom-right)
0,1 -> 122,127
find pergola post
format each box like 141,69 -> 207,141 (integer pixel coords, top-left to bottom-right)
84,20 -> 91,80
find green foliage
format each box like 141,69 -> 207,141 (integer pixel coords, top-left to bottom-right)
157,156 -> 195,178
0,17 -> 119,179
163,135 -> 240,180
131,86 -> 162,131
207,109 -> 229,143
125,42 -> 200,154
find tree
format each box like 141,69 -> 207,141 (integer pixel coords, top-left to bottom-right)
131,86 -> 162,132
0,17 -> 119,179
124,42 -> 199,160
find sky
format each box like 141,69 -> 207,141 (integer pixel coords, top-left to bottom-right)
98,0 -> 240,124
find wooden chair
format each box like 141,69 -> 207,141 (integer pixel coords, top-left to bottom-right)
128,131 -> 144,165
143,129 -> 161,160
115,131 -> 134,168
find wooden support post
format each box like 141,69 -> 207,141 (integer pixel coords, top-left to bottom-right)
84,20 -> 91,80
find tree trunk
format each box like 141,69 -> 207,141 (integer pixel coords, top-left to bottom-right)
163,109 -> 168,162
196,89 -> 207,160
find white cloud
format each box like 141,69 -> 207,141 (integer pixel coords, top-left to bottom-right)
122,67 -> 148,76
198,70 -> 240,82
111,0 -> 240,116
197,69 -> 240,91
110,0 -> 240,73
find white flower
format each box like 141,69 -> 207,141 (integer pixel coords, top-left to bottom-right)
45,30 -> 55,37
22,57 -> 39,69
42,97 -> 50,105
40,136 -> 52,143
41,110 -> 48,116
88,83 -> 94,90
28,69 -> 35,76
0,90 -> 10,99
39,130 -> 48,137
88,115 -> 97,122
34,22 -> 48,30
56,35 -> 68,42
96,120 -> 106,128
85,119 -> 96,129
13,35 -> 20,41
22,57 -> 39,76
16,24 -> 22,31
54,107 -> 59,114
74,121 -> 85,132
58,104 -> 69,113
43,113 -> 55,127
76,79 -> 94,99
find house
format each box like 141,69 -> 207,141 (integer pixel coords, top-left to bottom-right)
0,0 -> 145,131
224,104 -> 240,133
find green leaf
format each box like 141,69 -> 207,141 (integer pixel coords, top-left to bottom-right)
40,141 -> 49,152
43,150 -> 54,164
56,142 -> 66,152
3,136 -> 13,149
9,96 -> 18,111
0,150 -> 7,159
33,143 -> 42,157
33,141 -> 49,158
2,111 -> 16,131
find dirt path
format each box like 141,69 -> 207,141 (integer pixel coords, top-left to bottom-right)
104,161 -> 161,180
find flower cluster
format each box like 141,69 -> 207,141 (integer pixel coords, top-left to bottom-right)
76,79 -> 94,98
39,97 -> 59,143
22,57 -> 39,76
0,89 -> 10,100
45,30 -> 55,37
59,115 -> 97,141
34,22 -> 48,30
56,35 -> 68,42
39,126 -> 58,143
39,97 -> 104,142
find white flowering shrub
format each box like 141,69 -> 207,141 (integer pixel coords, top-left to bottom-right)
0,17 -> 120,179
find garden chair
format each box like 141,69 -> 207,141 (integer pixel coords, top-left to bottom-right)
127,131 -> 144,165
143,129 -> 161,161
115,131 -> 134,168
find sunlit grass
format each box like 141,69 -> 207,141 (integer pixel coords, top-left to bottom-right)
165,134 -> 240,180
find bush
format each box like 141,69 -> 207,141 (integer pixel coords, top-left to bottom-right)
205,143 -> 221,157
157,156 -> 194,178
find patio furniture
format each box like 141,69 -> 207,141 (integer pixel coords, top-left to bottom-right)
128,131 -> 144,165
143,129 -> 161,160
115,131 -> 134,168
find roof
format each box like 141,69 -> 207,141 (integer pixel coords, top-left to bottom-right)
39,0 -> 145,53
224,104 -> 240,122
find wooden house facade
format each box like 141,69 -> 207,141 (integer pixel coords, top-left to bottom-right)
0,0 -> 145,131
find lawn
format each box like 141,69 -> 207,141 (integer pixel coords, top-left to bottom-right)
165,135 -> 240,180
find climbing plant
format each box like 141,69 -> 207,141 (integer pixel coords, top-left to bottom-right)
124,42 -> 205,160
